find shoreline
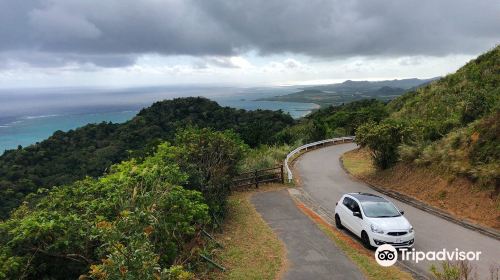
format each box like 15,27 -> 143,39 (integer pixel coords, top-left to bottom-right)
0,98 -> 318,154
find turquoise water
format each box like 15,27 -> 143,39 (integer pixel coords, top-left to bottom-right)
0,86 -> 317,153
0,111 -> 138,152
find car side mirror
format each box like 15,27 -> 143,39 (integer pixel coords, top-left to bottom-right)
400,210 -> 405,215
353,211 -> 362,219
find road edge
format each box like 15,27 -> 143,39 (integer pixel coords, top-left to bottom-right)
338,154 -> 500,242
287,187 -> 429,280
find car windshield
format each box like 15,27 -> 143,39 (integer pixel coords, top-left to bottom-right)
360,201 -> 401,218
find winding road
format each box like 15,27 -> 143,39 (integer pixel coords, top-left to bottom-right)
295,143 -> 500,278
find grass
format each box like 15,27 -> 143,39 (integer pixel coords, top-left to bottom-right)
238,144 -> 293,172
210,184 -> 286,280
341,148 -> 375,176
295,202 -> 414,280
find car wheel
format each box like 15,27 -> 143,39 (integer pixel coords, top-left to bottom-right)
335,214 -> 343,229
361,231 -> 372,249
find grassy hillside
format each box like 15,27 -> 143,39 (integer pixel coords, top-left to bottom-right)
357,46 -> 499,192
389,47 -> 499,125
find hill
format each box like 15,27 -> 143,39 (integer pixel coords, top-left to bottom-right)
307,77 -> 437,92
0,127 -> 249,279
259,78 -> 437,106
0,97 -> 294,218
357,46 -> 499,192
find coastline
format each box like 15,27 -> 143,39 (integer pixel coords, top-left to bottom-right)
0,97 -> 318,153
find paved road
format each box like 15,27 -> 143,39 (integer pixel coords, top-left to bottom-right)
296,143 -> 500,278
252,190 -> 365,280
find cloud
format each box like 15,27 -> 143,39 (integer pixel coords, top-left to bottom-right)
262,58 -> 310,73
283,59 -> 302,69
0,0 -> 498,69
29,5 -> 102,40
0,51 -> 135,69
399,56 -> 424,66
195,56 -> 253,69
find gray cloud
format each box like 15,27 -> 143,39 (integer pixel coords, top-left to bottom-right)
195,57 -> 241,69
1,0 -> 498,68
0,51 -> 135,69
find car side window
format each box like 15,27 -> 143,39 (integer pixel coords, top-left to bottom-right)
351,200 -> 360,213
343,197 -> 353,211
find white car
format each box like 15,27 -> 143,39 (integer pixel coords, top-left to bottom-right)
334,192 -> 415,248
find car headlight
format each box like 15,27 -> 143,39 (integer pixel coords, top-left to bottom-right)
408,226 -> 414,233
370,224 -> 384,234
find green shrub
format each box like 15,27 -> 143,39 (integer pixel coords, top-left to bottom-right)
356,120 -> 412,169
173,127 -> 248,217
430,262 -> 463,280
239,144 -> 293,172
399,144 -> 423,163
0,139 -> 221,279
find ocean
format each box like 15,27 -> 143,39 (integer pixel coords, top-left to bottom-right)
0,86 -> 318,154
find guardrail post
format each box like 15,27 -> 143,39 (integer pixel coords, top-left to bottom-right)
254,170 -> 259,188
280,165 -> 284,184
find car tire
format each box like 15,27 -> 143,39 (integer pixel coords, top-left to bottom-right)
335,214 -> 343,229
361,231 -> 372,249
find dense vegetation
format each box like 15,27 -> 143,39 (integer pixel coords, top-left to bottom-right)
0,97 -> 293,218
273,99 -> 388,145
356,46 -> 499,191
0,127 -> 246,279
0,95 -> 395,279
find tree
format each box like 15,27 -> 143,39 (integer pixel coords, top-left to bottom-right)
174,127 -> 248,216
356,120 -> 410,169
0,142 -> 209,279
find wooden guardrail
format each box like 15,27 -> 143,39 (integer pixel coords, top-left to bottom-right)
232,165 -> 284,188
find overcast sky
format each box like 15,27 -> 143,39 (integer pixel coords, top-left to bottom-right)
0,0 -> 498,88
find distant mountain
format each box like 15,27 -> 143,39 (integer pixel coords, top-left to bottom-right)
259,78 -> 438,106
308,78 -> 438,92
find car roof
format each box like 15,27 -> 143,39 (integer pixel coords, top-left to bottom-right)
347,192 -> 387,202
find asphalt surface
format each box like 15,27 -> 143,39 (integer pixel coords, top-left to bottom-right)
252,190 -> 365,280
295,143 -> 500,278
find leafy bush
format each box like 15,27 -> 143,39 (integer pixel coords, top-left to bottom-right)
238,144 -> 293,172
356,120 -> 412,169
0,141 -> 210,279
399,143 -> 423,162
173,127 -> 248,217
430,261 -> 468,280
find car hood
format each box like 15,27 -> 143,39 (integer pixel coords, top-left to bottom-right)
367,216 -> 411,231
